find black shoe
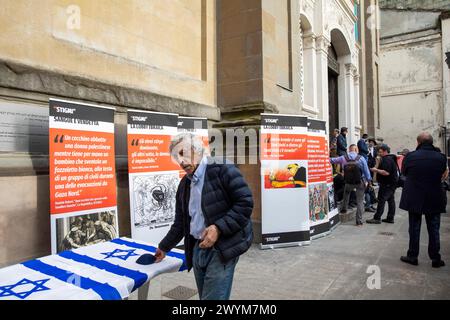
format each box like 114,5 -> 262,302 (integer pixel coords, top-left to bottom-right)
400,256 -> 418,266
382,218 -> 394,223
365,207 -> 376,213
366,218 -> 381,224
432,260 -> 445,268
340,209 -> 347,214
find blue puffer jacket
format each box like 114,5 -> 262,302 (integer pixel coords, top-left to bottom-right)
158,158 -> 254,270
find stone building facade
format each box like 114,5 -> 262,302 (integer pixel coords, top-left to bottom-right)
0,0 -> 377,266
379,0 -> 450,10
377,2 -> 450,153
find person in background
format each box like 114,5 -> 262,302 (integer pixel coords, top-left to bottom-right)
364,138 -> 378,212
399,132 -> 447,268
367,138 -> 378,176
330,129 -> 340,156
333,173 -> 345,202
357,134 -> 369,161
336,127 -> 348,157
366,144 -> 399,224
434,147 -> 449,210
330,128 -> 341,174
397,148 -> 409,172
330,144 -> 372,226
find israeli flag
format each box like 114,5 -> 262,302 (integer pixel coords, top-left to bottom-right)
0,237 -> 186,300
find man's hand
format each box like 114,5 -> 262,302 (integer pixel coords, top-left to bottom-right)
442,168 -> 449,181
154,248 -> 166,263
199,225 -> 221,249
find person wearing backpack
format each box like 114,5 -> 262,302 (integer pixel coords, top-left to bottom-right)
330,144 -> 372,226
366,144 -> 399,224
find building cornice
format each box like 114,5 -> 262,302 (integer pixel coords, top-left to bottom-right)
0,59 -> 221,121
381,32 -> 441,49
337,0 -> 358,23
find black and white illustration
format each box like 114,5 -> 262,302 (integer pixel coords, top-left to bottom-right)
132,173 -> 179,229
327,183 -> 337,212
56,210 -> 117,253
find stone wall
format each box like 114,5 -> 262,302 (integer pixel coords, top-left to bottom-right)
0,0 -> 217,108
378,9 -> 444,153
379,0 -> 450,10
0,0 -> 220,267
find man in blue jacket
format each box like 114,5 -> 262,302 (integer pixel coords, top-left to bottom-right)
330,144 -> 372,226
155,133 -> 254,299
399,132 -> 448,268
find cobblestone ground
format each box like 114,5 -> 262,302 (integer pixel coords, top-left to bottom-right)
133,190 -> 450,300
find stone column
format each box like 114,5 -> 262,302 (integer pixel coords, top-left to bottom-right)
315,35 -> 331,129
342,63 -> 356,145
299,20 -> 305,109
302,32 -> 318,113
353,70 -> 362,140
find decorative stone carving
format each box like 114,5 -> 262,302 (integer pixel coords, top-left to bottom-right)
344,63 -> 358,79
315,36 -> 331,54
327,0 -> 355,51
303,32 -> 316,49
300,0 -> 315,26
345,63 -> 358,76
299,20 -> 305,109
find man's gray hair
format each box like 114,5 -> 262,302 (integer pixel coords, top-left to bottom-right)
169,133 -> 205,157
417,132 -> 433,146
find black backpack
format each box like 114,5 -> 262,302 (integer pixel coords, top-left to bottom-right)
344,155 -> 362,184
389,155 -> 403,188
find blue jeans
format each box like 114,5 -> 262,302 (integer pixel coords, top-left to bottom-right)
193,241 -> 239,300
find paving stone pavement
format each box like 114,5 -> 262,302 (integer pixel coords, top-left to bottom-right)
132,190 -> 450,300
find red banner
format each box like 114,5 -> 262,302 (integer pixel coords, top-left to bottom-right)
50,128 -> 117,214
261,133 -> 308,161
307,135 -> 329,184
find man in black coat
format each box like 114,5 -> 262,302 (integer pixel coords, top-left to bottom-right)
154,133 -> 254,299
336,127 -> 348,157
399,132 -> 448,268
357,133 -> 369,161
367,138 -> 378,172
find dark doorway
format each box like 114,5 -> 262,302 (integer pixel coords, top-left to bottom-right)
328,44 -> 339,138
328,69 -> 339,137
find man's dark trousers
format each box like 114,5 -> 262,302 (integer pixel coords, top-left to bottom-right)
407,212 -> 441,261
373,184 -> 396,221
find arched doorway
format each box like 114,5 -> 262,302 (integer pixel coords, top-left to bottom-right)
328,44 -> 339,136
327,28 -> 353,142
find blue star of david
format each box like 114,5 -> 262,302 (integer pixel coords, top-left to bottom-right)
0,278 -> 50,299
101,248 -> 139,260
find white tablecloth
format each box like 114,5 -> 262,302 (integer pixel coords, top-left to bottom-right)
0,237 -> 186,300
